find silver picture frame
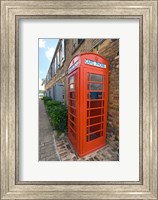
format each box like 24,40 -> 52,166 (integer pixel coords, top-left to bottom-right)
1,0 -> 157,199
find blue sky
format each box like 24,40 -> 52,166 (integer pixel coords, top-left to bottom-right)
39,39 -> 58,89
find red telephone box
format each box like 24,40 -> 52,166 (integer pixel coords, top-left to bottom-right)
67,52 -> 109,157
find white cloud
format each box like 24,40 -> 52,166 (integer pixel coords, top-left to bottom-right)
45,47 -> 55,62
40,71 -> 43,74
39,39 -> 46,48
39,79 -> 44,91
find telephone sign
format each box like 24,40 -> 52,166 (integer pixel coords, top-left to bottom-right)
68,60 -> 79,73
85,59 -> 106,68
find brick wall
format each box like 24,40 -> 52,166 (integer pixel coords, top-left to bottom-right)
97,40 -> 119,139
70,39 -> 119,139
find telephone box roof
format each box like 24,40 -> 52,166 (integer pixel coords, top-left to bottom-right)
68,52 -> 108,67
68,52 -> 109,73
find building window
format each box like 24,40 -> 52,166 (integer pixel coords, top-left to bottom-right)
53,58 -> 56,75
59,45 -> 62,67
73,39 -> 84,51
55,56 -> 58,71
57,51 -> 60,68
49,67 -> 52,80
51,61 -> 55,76
92,39 -> 103,46
55,51 -> 60,70
57,39 -> 66,69
62,39 -> 66,62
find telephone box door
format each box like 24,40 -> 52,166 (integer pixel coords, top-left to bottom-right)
82,67 -> 108,154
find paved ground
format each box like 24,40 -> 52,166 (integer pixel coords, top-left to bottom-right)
55,134 -> 119,161
39,99 -> 119,161
39,99 -> 60,161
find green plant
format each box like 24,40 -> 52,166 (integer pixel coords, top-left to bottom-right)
43,98 -> 68,134
42,96 -> 52,104
51,104 -> 68,132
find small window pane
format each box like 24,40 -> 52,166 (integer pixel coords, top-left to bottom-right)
70,92 -> 75,99
89,74 -> 103,82
90,124 -> 101,133
70,100 -> 75,107
87,101 -> 90,108
70,121 -> 75,129
89,92 -> 103,99
88,83 -> 103,90
70,76 -> 75,84
70,84 -> 75,91
70,128 -> 76,138
89,132 -> 100,141
86,127 -> 89,133
62,39 -> 65,61
70,107 -> 75,115
87,110 -> 89,117
90,101 -> 102,108
70,114 -> 75,122
101,131 -> 103,136
90,109 -> 103,117
90,116 -> 102,125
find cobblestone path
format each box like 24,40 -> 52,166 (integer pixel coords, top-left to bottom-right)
39,99 -> 60,161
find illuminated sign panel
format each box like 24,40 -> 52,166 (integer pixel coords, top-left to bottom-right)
68,60 -> 79,73
85,59 -> 106,68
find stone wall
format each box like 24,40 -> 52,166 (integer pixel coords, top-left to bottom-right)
97,40 -> 119,139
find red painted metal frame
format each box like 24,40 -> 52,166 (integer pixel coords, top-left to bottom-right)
68,52 -> 109,157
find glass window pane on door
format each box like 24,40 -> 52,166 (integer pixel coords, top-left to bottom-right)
90,108 -> 103,116
88,74 -> 103,82
88,83 -> 103,90
90,101 -> 102,108
90,124 -> 102,133
89,132 -> 100,141
90,116 -> 102,125
89,92 -> 103,99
